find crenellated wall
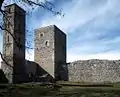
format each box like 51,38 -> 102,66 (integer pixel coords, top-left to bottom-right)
68,59 -> 120,83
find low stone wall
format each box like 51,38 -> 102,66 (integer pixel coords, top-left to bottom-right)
68,59 -> 120,83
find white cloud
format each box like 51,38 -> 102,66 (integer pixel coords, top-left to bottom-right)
67,52 -> 120,62
39,0 -> 118,33
25,49 -> 34,61
67,35 -> 120,62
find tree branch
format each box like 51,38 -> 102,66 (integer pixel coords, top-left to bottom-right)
0,52 -> 13,68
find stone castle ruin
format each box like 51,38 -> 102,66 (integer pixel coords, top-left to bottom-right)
1,4 -> 120,83
1,4 -> 67,83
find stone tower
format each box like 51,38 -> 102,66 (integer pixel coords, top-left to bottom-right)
35,25 -> 67,81
1,4 -> 26,83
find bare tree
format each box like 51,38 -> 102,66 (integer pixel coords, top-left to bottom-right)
0,0 -> 64,16
0,0 -> 64,61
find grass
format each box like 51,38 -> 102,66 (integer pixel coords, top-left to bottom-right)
1,82 -> 120,97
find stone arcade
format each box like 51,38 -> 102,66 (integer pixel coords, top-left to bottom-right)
1,4 -> 120,83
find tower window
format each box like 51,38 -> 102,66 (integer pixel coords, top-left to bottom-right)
40,32 -> 44,37
40,33 -> 43,37
45,40 -> 49,46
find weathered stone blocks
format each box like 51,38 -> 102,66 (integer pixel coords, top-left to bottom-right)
68,59 -> 120,83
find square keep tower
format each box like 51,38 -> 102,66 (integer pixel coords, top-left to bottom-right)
1,4 -> 26,83
34,25 -> 67,81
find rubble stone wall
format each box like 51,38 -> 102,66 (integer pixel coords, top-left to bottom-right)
68,59 -> 120,83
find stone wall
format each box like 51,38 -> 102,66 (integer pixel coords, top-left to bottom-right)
25,60 -> 54,82
34,25 -> 55,78
54,25 -> 67,81
68,59 -> 120,83
34,25 -> 67,81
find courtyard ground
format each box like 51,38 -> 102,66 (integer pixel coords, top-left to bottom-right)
0,82 -> 120,97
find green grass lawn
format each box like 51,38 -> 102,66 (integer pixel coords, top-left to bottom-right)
1,82 -> 120,97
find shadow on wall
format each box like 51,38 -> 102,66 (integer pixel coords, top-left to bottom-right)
0,60 -> 69,83
36,62 -> 55,82
26,61 -> 69,82
25,61 -> 55,82
55,61 -> 68,81
0,69 -> 8,83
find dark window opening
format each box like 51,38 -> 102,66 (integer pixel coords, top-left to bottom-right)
45,40 -> 49,46
40,32 -> 44,37
40,33 -> 43,37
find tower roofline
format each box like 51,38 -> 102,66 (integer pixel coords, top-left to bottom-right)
4,3 -> 26,13
54,25 -> 66,36
36,25 -> 66,36
37,25 -> 55,29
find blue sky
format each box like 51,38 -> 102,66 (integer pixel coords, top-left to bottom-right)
1,0 -> 120,64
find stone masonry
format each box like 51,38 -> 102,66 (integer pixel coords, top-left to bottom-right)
68,59 -> 120,83
34,25 -> 67,81
1,4 -> 27,83
1,4 -> 120,84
